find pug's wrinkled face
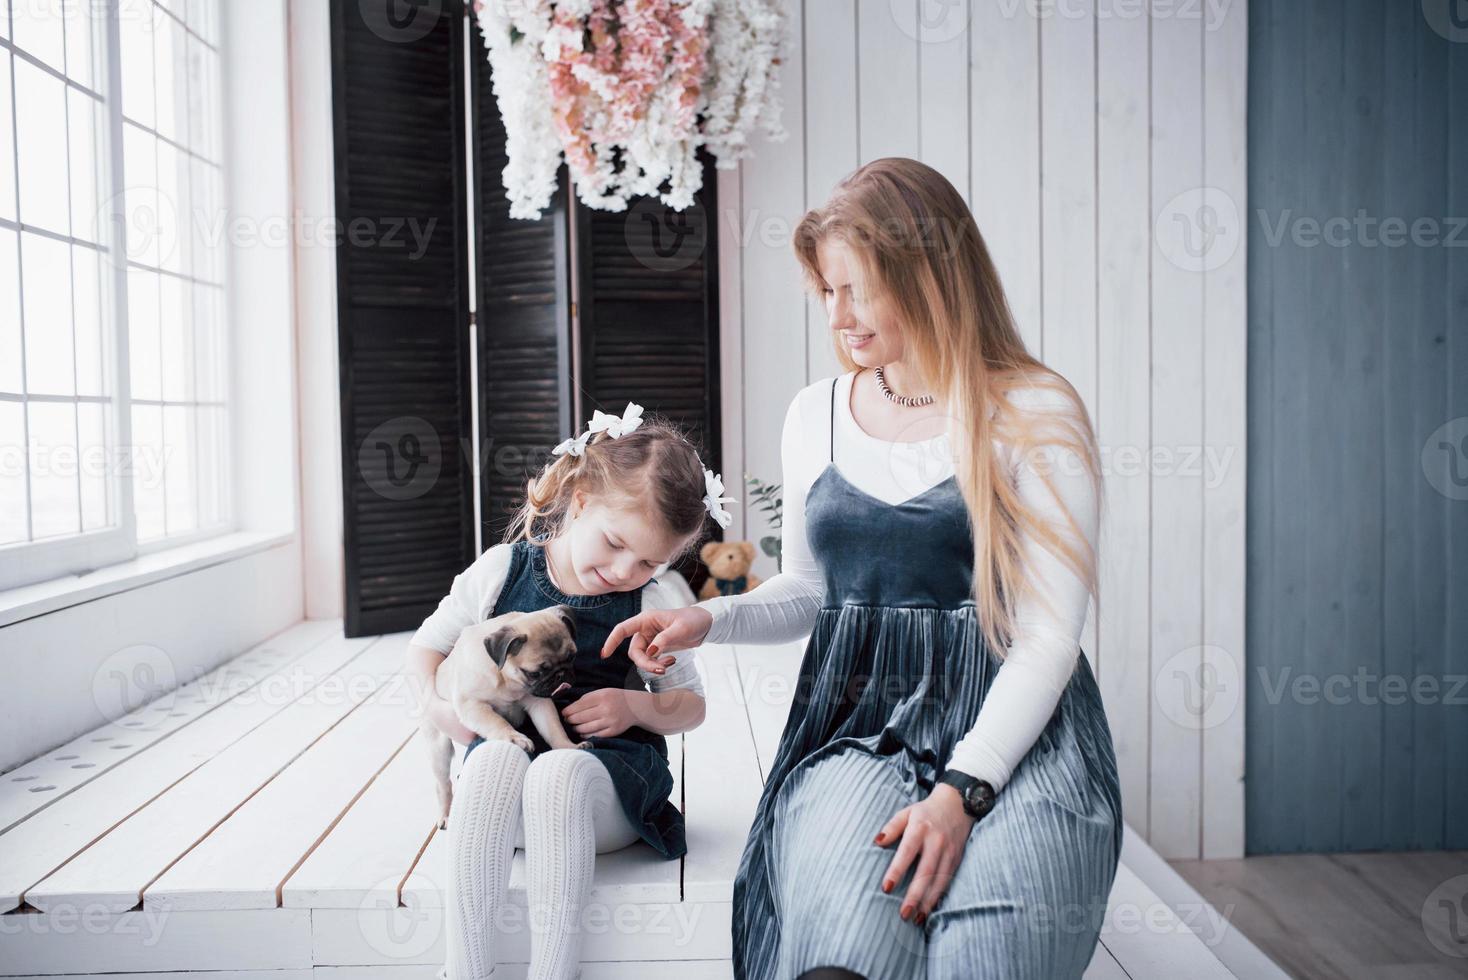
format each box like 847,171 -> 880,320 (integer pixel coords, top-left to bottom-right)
484,604 -> 579,699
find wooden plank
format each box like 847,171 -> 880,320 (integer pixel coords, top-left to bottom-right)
280,729 -> 438,909
1245,0 -> 1306,857
1200,0 -> 1248,861
27,636 -> 408,913
4,972 -> 312,980
1147,0 -> 1205,860
913,0 -> 970,206
1083,940 -> 1132,980
1039,0 -> 1098,670
0,618 -> 339,834
1446,0 -> 1468,853
802,0 -> 857,383
680,645 -> 765,903
738,0 -> 806,579
731,639 -> 803,783
1376,0 -> 1419,853
1122,825 -> 1290,979
969,0 -> 1041,349
144,637 -> 416,911
312,900 -> 733,967
1099,864 -> 1234,978
316,964 -> 733,980
857,0 -> 919,162
0,630 -> 375,913
1095,0 -> 1153,843
1403,0 -> 1451,854
0,908 -> 312,975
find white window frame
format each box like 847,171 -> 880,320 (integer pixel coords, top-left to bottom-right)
0,0 -> 232,592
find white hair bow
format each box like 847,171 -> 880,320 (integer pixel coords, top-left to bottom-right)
702,467 -> 736,530
552,401 -> 645,457
588,402 -> 644,439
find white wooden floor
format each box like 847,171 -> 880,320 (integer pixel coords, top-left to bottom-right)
0,620 -> 1271,978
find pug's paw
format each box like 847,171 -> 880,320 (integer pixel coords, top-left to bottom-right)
574,740 -> 594,750
500,731 -> 535,754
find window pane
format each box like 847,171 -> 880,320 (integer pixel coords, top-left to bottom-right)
22,232 -> 75,397
196,404 -> 227,528
28,400 -> 80,539
62,0 -> 98,90
160,272 -> 192,401
73,244 -> 104,396
118,0 -> 155,130
153,5 -> 181,144
195,404 -> 226,527
68,88 -> 103,246
188,156 -> 222,282
162,403 -> 194,533
0,52 -> 15,223
0,402 -> 26,545
191,282 -> 219,400
15,59 -> 70,236
122,124 -> 161,268
78,400 -> 110,529
0,229 -> 19,393
11,0 -> 65,73
131,402 -> 163,539
156,138 -> 185,274
127,267 -> 160,400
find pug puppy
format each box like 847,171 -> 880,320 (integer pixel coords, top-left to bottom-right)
421,604 -> 592,827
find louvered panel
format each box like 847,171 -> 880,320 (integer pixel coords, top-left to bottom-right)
333,0 -> 474,637
469,11 -> 573,546
576,152 -> 723,595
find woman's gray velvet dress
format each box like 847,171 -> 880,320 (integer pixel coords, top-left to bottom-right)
730,378 -> 1123,980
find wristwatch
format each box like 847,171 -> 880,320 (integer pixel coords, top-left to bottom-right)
937,768 -> 997,820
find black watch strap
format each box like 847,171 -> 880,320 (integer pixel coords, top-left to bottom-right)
938,769 -> 997,820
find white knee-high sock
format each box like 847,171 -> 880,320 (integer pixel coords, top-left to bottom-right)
521,748 -> 641,980
444,740 -> 532,980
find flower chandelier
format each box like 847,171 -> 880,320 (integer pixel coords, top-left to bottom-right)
472,0 -> 787,219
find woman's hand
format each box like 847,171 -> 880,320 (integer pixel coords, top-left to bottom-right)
561,688 -> 638,739
601,606 -> 714,675
873,783 -> 977,926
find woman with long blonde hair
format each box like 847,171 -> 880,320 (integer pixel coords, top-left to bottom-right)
605,157 -> 1122,979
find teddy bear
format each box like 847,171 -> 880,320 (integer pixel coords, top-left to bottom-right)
697,540 -> 762,600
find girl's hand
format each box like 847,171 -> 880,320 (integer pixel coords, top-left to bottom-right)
561,689 -> 638,739
873,783 -> 977,926
601,606 -> 714,675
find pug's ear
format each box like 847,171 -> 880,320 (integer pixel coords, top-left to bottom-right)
483,625 -> 525,669
554,604 -> 578,642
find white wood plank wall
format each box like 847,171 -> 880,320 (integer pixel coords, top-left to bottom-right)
715,0 -> 1248,860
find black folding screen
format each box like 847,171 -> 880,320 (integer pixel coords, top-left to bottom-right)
335,1 -> 723,636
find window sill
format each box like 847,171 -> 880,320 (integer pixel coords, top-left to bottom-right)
0,529 -> 296,629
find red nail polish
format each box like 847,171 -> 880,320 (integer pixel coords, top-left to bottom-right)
915,912 -> 926,926
882,880 -> 892,893
873,834 -> 883,844
900,906 -> 910,920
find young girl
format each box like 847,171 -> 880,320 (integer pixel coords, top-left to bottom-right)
406,403 -> 727,980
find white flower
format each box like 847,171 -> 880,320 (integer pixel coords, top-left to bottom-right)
552,431 -> 592,457
587,402 -> 645,439
702,467 -> 736,529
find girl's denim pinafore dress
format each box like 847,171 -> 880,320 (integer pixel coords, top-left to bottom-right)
730,377 -> 1124,980
460,536 -> 686,861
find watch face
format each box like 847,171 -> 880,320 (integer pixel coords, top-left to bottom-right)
965,781 -> 995,816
